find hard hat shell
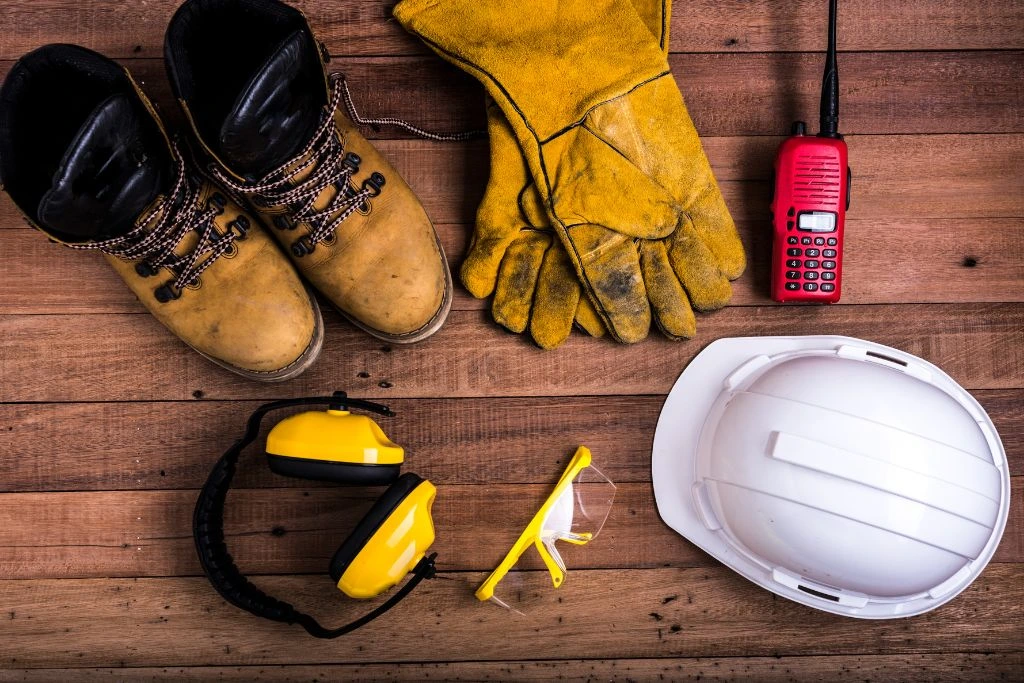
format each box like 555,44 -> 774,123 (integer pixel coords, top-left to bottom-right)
652,336 -> 1010,619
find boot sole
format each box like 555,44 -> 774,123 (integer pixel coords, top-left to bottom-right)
334,234 -> 453,345
192,285 -> 325,382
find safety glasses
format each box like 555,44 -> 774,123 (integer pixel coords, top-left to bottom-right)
475,446 -> 616,614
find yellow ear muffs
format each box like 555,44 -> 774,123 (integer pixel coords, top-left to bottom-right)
329,473 -> 437,598
266,397 -> 404,485
195,394 -> 438,640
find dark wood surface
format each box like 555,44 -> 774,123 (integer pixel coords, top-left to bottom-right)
0,1 -> 1021,680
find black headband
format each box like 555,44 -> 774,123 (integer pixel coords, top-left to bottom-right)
192,392 -> 437,639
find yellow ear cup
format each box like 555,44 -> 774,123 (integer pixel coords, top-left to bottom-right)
329,474 -> 437,598
266,409 -> 404,483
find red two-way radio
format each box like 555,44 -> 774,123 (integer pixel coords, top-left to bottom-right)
770,0 -> 851,303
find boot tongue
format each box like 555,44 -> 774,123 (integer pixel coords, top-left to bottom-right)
38,93 -> 169,241
218,29 -> 325,179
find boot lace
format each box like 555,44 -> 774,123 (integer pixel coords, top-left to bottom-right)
211,72 -> 481,258
67,144 -> 243,302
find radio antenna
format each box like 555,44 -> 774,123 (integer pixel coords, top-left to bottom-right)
819,0 -> 840,137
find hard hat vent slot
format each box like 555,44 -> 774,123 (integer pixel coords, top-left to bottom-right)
865,351 -> 907,367
798,584 -> 840,602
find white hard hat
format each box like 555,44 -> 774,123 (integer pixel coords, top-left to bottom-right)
652,336 -> 1010,619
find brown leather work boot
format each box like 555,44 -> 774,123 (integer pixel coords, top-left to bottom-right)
0,45 -> 323,381
165,0 -> 452,344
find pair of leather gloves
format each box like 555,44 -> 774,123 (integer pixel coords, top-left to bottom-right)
395,0 -> 746,348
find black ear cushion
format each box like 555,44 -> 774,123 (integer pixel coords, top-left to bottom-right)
267,454 -> 400,485
328,472 -> 425,583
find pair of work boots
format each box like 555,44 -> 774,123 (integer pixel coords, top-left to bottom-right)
0,0 -> 452,381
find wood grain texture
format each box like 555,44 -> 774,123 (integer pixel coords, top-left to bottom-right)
4,654 -> 1020,682
0,0 -> 1020,59
0,0 -> 1020,677
2,565 -> 1022,667
1,304 -> 1021,402
0,480 -> 1020,579
4,655 -> 1019,679
1,392 -> 1021,492
3,216 -> 1021,314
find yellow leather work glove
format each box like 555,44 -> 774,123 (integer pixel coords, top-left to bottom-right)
464,99 -> 605,348
463,0 -> 671,349
395,0 -> 745,343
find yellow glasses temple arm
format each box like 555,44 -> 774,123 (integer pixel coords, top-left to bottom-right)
475,446 -> 594,601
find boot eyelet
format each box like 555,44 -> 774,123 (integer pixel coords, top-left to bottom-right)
357,200 -> 371,216
228,215 -> 249,239
208,192 -> 227,215
135,261 -> 159,277
361,172 -> 385,197
342,152 -> 361,173
154,283 -> 182,303
291,236 -> 315,257
323,232 -> 338,247
222,242 -> 239,258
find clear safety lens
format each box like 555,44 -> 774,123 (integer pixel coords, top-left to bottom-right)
541,463 -> 616,546
486,463 -> 616,615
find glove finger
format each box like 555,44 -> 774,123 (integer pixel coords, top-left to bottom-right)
687,182 -> 747,280
639,240 -> 696,339
667,215 -> 733,311
492,231 -> 550,334
464,103 -> 537,299
462,232 -> 523,299
568,224 -> 651,344
529,245 -> 581,350
574,296 -> 606,338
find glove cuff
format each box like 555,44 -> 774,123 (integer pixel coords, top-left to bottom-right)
393,0 -> 670,141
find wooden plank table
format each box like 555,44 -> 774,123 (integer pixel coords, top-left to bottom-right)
0,1 -> 1021,680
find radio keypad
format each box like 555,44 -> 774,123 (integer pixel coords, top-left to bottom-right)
780,235 -> 840,294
